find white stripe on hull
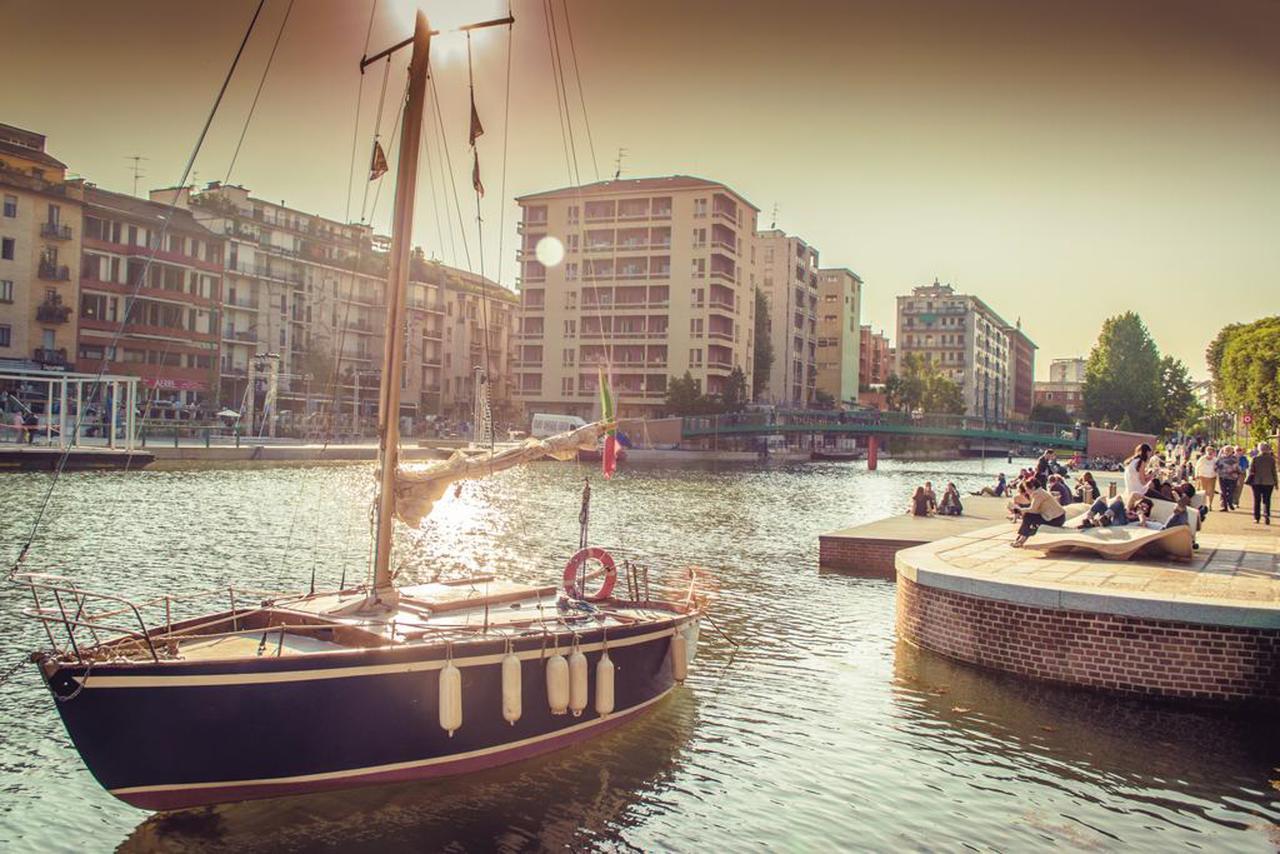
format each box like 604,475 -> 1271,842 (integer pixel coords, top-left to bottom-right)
74,624 -> 683,689
109,688 -> 673,798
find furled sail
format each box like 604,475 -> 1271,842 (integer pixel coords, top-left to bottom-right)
393,421 -> 610,525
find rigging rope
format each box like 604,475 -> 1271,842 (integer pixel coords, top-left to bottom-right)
224,0 -> 297,184
360,56 -> 393,223
10,0 -> 270,575
344,0 -> 379,224
467,32 -> 495,456
560,0 -> 599,182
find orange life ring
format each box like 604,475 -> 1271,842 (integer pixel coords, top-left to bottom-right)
563,546 -> 617,602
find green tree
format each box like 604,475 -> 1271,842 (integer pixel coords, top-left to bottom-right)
883,353 -> 964,414
1030,402 -> 1072,424
812,389 -> 835,409
1083,312 -> 1163,433
664,372 -> 704,416
1217,316 -> 1280,443
883,373 -> 904,412
752,289 -> 774,399
1158,355 -> 1196,434
1205,322 -> 1243,398
719,367 -> 749,413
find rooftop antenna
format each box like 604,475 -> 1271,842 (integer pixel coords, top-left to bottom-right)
125,155 -> 149,196
613,147 -> 627,180
770,202 -> 778,230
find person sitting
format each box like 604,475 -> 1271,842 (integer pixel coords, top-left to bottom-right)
1048,474 -> 1073,505
1007,480 -> 1032,519
973,472 -> 1007,497
909,486 -> 933,517
923,481 -> 938,513
1074,472 -> 1100,504
1143,477 -> 1175,502
1158,495 -> 1191,530
938,482 -> 963,516
1080,493 -> 1154,528
1012,477 -> 1067,547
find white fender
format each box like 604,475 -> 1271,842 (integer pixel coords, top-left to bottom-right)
595,652 -> 615,716
568,649 -> 589,717
501,652 -> 522,725
546,653 -> 569,715
684,620 -> 700,667
439,662 -> 462,737
671,631 -> 688,684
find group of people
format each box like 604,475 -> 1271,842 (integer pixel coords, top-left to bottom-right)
908,481 -> 963,517
1185,443 -> 1275,522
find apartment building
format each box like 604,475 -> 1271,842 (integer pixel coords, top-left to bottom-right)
0,123 -> 83,371
815,267 -> 861,404
513,176 -> 758,418
755,229 -> 819,405
895,280 -> 1014,420
859,325 -> 891,386
1005,321 -> 1037,420
78,187 -> 223,405
1033,356 -> 1087,416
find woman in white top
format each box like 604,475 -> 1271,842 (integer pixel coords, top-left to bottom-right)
1123,443 -> 1153,495
1194,446 -> 1218,511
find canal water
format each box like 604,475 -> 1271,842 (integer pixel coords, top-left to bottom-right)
0,458 -> 1276,852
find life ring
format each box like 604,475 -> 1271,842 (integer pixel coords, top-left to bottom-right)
563,547 -> 617,602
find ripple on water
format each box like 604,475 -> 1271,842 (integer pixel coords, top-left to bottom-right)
0,458 -> 1276,852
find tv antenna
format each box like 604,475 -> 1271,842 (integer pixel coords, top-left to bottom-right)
125,155 -> 149,196
613,147 -> 627,180
770,203 -> 778,230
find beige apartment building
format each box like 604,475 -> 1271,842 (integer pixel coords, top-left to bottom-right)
513,176 -> 759,419
755,229 -> 819,406
0,123 -> 83,371
815,267 -> 862,404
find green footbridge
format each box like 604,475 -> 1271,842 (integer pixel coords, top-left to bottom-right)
680,410 -> 1087,451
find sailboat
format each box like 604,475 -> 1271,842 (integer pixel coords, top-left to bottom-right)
14,12 -> 704,812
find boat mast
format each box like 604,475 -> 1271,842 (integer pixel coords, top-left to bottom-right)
371,11 -> 430,596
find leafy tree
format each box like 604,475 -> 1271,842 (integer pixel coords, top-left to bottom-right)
880,353 -> 963,415
1030,402 -> 1072,424
752,288 -> 774,399
1083,312 -> 1163,433
664,372 -> 704,416
812,389 -> 835,409
883,373 -> 904,411
1217,316 -> 1280,443
1158,355 -> 1196,434
1205,322 -> 1243,397
719,367 -> 749,413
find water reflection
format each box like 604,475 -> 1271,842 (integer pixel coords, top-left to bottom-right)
121,692 -> 699,853
892,641 -> 1280,849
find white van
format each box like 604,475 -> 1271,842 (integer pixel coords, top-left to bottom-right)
530,413 -> 587,439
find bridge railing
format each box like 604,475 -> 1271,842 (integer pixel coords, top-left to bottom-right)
682,409 -> 1082,443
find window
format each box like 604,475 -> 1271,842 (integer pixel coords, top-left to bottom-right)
690,318 -> 703,336
691,287 -> 705,307
564,289 -> 577,308
565,262 -> 579,281
567,205 -> 579,224
2,195 -> 15,217
0,280 -> 11,303
693,198 -> 707,217
692,227 -> 706,248
1,238 -> 13,260
689,348 -> 703,366
562,377 -> 574,395
566,234 -> 579,253
563,348 -> 575,366
563,319 -> 576,337
0,324 -> 9,347
691,258 -> 705,279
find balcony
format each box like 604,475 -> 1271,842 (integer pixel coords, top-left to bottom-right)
36,300 -> 72,324
40,222 -> 72,240
38,263 -> 71,282
34,347 -> 69,366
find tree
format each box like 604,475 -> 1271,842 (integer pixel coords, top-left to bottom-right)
1082,312 -> 1163,433
812,389 -> 835,409
752,288 -> 774,399
664,372 -> 704,416
1217,316 -> 1280,443
1158,355 -> 1196,434
1205,322 -> 1243,397
1030,402 -> 1072,424
882,353 -> 964,415
719,366 -> 749,413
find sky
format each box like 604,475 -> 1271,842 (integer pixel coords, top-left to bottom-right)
3,0 -> 1277,379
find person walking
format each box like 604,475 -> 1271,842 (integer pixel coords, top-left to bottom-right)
1195,446 -> 1218,512
1215,445 -> 1240,511
1247,441 -> 1276,525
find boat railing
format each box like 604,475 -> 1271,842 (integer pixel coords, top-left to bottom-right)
12,572 -> 295,663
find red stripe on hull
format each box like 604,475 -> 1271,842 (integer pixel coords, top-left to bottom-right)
117,692 -> 668,812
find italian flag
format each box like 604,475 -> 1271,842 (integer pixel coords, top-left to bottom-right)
599,366 -> 618,479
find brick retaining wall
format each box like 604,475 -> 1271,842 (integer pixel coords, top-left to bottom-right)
818,536 -> 921,575
896,574 -> 1280,704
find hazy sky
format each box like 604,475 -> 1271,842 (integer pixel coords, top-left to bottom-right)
3,0 -> 1277,379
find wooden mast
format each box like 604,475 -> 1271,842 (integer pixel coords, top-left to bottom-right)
371,11 -> 430,597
